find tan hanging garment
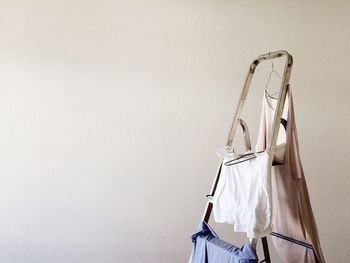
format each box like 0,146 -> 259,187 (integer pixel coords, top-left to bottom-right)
256,88 -> 325,263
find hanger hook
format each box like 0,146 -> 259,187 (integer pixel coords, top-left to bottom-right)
268,51 -> 275,70
271,57 -> 274,71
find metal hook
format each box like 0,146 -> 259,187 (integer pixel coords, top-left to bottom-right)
265,52 -> 283,96
269,51 -> 277,72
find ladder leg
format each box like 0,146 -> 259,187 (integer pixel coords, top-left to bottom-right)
202,165 -> 222,222
261,236 -> 271,263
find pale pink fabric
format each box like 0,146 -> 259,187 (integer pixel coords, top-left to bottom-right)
255,89 -> 325,263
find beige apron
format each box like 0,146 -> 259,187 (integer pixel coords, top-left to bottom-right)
256,89 -> 325,263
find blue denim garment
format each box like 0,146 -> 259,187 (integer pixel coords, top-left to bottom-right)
190,221 -> 258,263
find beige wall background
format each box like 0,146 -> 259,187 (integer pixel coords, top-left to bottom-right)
0,0 -> 349,262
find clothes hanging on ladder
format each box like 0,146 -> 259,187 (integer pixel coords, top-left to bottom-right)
255,88 -> 325,263
190,221 -> 258,263
212,149 -> 272,239
190,51 -> 324,263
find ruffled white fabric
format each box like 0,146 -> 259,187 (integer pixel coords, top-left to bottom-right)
212,150 -> 271,238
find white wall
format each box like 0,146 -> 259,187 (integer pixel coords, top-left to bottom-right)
0,1 -> 349,262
